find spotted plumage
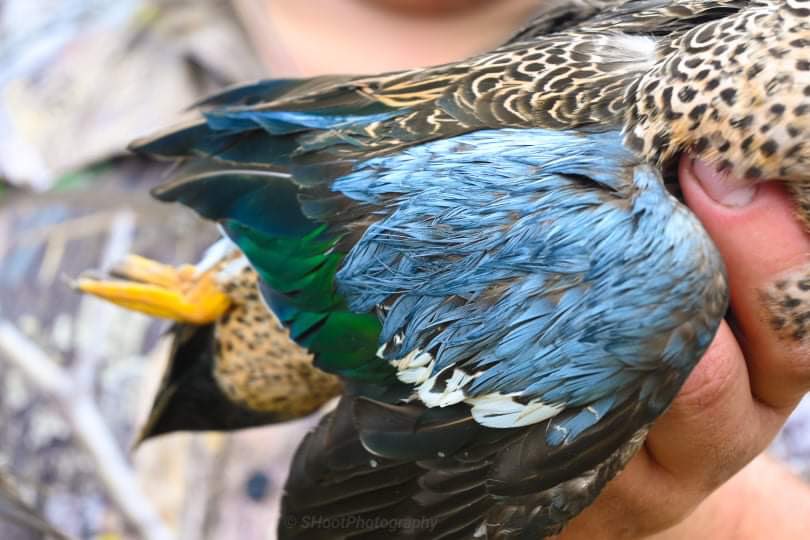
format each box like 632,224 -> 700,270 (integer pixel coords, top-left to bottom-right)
126,0 -> 810,537
763,267 -> 810,345
213,262 -> 341,416
627,1 -> 810,181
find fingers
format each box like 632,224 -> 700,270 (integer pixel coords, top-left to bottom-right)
562,158 -> 810,540
649,455 -> 810,540
562,329 -> 763,537
629,156 -> 810,513
645,324 -> 778,490
680,156 -> 810,410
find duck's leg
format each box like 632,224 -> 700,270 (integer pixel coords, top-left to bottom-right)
73,254 -> 230,324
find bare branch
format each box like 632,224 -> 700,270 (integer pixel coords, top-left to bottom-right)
0,321 -> 174,540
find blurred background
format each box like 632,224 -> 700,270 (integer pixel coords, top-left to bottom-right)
0,0 -> 808,538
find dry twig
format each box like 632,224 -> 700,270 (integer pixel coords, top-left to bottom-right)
0,321 -> 173,540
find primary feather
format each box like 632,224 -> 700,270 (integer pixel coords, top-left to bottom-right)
131,0 -> 810,537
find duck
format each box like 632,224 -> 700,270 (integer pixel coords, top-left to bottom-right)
114,0 -> 810,536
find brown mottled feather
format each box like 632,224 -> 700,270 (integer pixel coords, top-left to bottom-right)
627,3 -> 810,180
143,2 -> 809,181
213,265 -> 341,417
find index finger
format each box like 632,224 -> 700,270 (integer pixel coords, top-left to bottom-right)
680,156 -> 810,410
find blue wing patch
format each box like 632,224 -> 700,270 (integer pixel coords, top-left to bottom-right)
331,128 -> 727,436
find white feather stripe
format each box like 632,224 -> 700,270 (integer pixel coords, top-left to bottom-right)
409,351 -> 433,368
470,393 -> 565,428
391,349 -> 436,385
419,384 -> 466,408
397,366 -> 432,384
418,367 -> 481,408
389,347 -> 566,429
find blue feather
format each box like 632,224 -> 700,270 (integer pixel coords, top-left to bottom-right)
205,109 -> 404,136
328,127 -> 726,416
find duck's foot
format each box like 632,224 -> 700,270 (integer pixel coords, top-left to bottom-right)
73,254 -> 230,324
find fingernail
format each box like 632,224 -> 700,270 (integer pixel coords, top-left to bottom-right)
690,158 -> 758,207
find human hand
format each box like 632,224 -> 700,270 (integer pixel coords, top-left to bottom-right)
247,4 -> 810,537
557,155 -> 810,540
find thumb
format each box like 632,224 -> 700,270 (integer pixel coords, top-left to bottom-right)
679,155 -> 810,410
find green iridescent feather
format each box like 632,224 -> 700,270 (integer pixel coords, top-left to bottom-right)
223,220 -> 393,382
